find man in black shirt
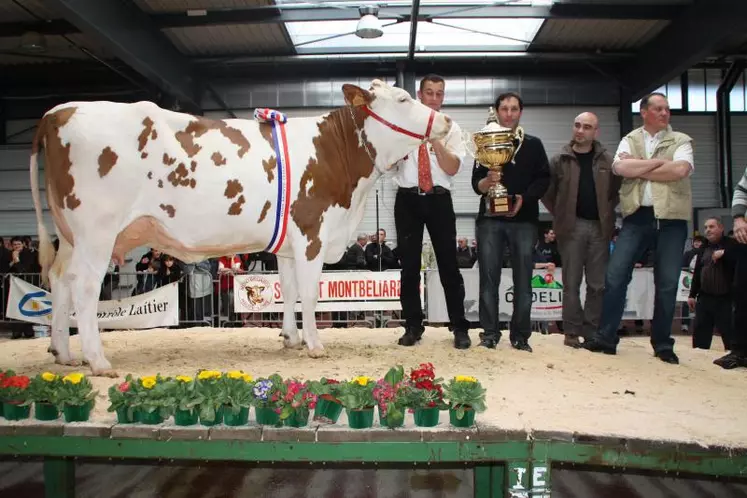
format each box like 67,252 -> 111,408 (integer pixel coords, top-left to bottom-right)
471,92 -> 550,351
688,217 -> 735,350
542,112 -> 619,348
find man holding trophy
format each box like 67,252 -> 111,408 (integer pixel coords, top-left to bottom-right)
470,92 -> 551,351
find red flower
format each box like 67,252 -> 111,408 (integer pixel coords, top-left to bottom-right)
118,382 -> 130,393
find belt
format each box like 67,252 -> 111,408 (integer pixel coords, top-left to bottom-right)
398,186 -> 450,196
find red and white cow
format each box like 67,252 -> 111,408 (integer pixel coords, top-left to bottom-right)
30,79 -> 452,376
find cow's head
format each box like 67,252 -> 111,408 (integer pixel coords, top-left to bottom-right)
244,284 -> 266,304
343,79 -> 452,172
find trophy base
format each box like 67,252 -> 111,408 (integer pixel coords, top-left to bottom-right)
485,195 -> 514,217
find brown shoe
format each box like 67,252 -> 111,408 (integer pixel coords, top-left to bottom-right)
564,335 -> 582,349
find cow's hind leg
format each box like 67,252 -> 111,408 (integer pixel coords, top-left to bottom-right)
68,240 -> 117,377
46,237 -> 76,364
277,257 -> 303,349
293,254 -> 325,358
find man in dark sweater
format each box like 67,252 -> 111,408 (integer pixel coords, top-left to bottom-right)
471,91 -> 550,351
688,218 -> 736,350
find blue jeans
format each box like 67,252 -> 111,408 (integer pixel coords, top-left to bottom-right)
595,207 -> 687,353
476,219 -> 536,343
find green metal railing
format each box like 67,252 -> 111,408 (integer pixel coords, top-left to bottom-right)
1,421 -> 746,498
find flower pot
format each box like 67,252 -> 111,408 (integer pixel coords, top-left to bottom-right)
449,406 -> 475,427
255,406 -> 280,426
3,402 -> 31,421
199,405 -> 224,426
378,406 -> 404,428
174,408 -> 198,426
346,407 -> 374,429
115,406 -> 138,424
223,406 -> 249,426
283,409 -> 310,428
313,395 -> 343,424
34,402 -> 59,421
414,407 -> 440,427
139,409 -> 164,425
63,402 -> 92,422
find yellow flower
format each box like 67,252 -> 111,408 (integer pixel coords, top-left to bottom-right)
455,375 -> 477,383
42,372 -> 58,382
227,370 -> 244,379
63,373 -> 84,385
242,374 -> 254,383
198,370 -> 221,380
352,376 -> 370,386
175,375 -> 193,383
140,375 -> 158,389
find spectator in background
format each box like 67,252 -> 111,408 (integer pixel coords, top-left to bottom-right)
0,237 -> 10,274
158,254 -> 182,286
345,234 -> 368,270
455,237 -> 477,268
365,228 -> 398,271
680,235 -> 705,333
217,254 -> 243,325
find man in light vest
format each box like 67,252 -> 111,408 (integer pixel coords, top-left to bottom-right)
583,92 -> 693,364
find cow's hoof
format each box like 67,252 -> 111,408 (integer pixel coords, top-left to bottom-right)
307,347 -> 326,358
55,357 -> 81,367
283,338 -> 303,350
91,369 -> 119,378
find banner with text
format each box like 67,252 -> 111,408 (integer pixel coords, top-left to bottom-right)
426,268 -> 685,322
5,276 -> 179,328
233,270 -> 423,312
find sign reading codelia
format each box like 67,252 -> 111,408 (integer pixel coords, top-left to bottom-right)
6,276 -> 179,329
233,270 -> 423,312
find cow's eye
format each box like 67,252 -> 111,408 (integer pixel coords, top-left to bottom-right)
398,97 -> 408,103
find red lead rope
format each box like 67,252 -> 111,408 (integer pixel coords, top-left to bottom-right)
361,106 -> 435,141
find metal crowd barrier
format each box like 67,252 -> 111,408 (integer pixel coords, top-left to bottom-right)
0,270 -> 405,331
0,268 -> 690,333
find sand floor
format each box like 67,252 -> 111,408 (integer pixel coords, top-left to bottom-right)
1,327 -> 745,448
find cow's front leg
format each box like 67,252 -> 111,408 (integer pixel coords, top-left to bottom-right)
277,257 -> 302,349
294,255 -> 325,358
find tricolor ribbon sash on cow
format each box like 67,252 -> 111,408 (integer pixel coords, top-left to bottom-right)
254,108 -> 292,254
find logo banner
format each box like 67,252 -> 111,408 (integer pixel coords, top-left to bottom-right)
234,271 -> 423,312
427,268 -> 658,322
5,276 -> 179,329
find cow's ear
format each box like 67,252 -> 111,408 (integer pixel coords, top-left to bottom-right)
342,84 -> 373,107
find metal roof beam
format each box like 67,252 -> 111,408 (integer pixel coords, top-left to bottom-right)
46,0 -> 202,113
620,0 -> 747,100
0,3 -> 684,37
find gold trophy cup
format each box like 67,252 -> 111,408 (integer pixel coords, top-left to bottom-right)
467,107 -> 524,216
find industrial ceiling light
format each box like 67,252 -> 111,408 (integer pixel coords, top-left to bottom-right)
356,6 -> 383,39
19,31 -> 47,53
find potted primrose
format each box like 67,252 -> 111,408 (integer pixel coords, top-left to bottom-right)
58,373 -> 97,422
29,372 -> 62,421
310,377 -> 343,424
251,374 -> 283,426
406,363 -> 447,427
107,374 -> 139,424
373,366 -> 411,429
277,378 -> 317,428
222,370 -> 254,426
340,376 -> 376,429
443,375 -> 487,427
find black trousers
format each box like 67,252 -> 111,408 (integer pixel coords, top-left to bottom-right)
394,188 -> 468,331
692,294 -> 732,350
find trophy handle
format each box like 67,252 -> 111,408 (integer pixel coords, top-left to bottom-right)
511,125 -> 525,161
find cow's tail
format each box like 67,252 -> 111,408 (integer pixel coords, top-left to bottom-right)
30,116 -> 56,288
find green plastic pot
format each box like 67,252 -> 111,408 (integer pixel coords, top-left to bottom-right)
115,406 -> 138,424
255,407 -> 280,426
413,407 -> 440,427
223,406 -> 250,426
139,409 -> 164,425
378,405 -> 404,428
449,405 -> 476,427
174,408 -> 198,426
3,402 -> 31,421
63,402 -> 92,423
313,395 -> 343,424
283,409 -> 310,428
199,405 -> 224,426
346,407 -> 374,429
34,402 -> 59,421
